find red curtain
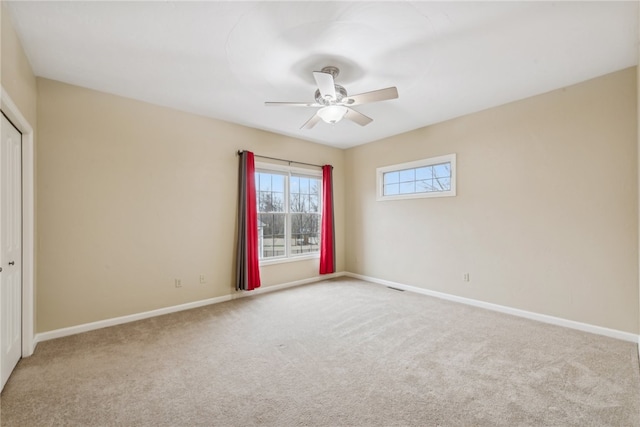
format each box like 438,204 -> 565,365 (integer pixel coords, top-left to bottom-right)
320,165 -> 335,274
236,151 -> 261,291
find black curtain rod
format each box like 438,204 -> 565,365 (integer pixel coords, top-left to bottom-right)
237,150 -> 323,169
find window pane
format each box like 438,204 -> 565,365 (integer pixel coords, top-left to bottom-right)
258,173 -> 271,191
434,177 -> 451,191
257,172 -> 287,212
258,213 -> 286,258
400,181 -> 415,194
257,191 -> 267,212
299,177 -> 310,194
291,213 -> 319,255
399,169 -> 415,183
290,176 -> 299,194
415,180 -> 429,193
291,193 -> 308,213
309,194 -> 319,213
272,192 -> 285,210
416,167 -> 432,180
291,176 -> 320,213
258,191 -> 284,212
289,193 -> 299,212
310,181 -> 319,199
433,163 -> 451,178
258,213 -> 285,236
384,172 -> 399,185
272,175 -> 285,192
384,183 -> 399,195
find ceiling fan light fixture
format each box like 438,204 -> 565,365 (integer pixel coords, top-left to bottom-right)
317,105 -> 348,124
265,66 -> 398,129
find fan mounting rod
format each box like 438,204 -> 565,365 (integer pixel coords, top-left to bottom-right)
320,66 -> 340,79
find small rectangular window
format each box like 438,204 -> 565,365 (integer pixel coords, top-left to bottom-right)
376,154 -> 456,201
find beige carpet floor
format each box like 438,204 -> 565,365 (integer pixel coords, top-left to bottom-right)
1,278 -> 639,426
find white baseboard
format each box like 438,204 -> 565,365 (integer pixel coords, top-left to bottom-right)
34,271 -> 346,346
29,270 -> 640,350
35,294 -> 232,344
345,272 -> 640,344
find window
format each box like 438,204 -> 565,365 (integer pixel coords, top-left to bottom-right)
376,154 -> 456,201
255,163 -> 321,262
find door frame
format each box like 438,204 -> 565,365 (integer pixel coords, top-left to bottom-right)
1,87 -> 35,357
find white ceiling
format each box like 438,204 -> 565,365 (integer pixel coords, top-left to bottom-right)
5,1 -> 639,149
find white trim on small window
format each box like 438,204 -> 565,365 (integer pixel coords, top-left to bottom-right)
376,154 -> 456,201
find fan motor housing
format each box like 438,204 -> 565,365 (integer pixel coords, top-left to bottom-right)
315,85 -> 348,105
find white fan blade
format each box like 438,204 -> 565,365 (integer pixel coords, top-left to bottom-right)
313,71 -> 336,100
265,101 -> 320,107
301,113 -> 322,130
344,108 -> 373,126
345,87 -> 398,106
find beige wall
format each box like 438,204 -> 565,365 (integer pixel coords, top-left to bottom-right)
24,69 -> 640,336
345,67 -> 638,334
36,78 -> 344,332
1,3 -> 37,126
1,2 -> 38,333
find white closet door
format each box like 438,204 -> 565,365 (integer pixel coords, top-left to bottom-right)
1,113 -> 22,390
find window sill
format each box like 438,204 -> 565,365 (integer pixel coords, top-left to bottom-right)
377,190 -> 456,201
260,254 -> 320,267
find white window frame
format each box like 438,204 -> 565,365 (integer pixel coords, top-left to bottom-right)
255,161 -> 322,265
376,153 -> 456,201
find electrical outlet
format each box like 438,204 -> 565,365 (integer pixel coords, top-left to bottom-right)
199,274 -> 206,284
463,273 -> 470,282
175,279 -> 182,288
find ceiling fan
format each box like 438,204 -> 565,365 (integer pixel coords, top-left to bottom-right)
265,66 -> 399,129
